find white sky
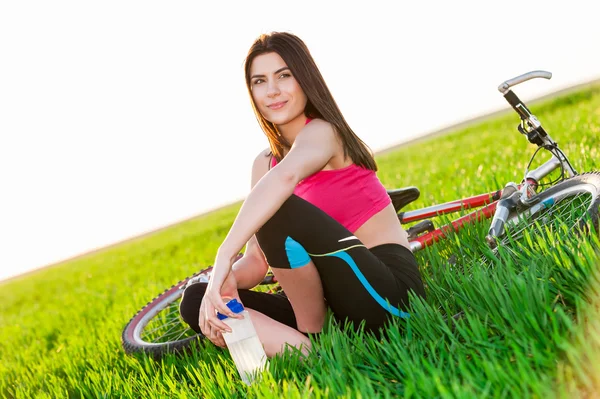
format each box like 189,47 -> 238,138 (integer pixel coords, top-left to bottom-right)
1,0 -> 599,281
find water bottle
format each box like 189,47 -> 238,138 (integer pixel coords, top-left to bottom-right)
217,299 -> 268,385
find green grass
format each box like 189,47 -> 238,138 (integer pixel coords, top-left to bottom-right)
2,83 -> 600,398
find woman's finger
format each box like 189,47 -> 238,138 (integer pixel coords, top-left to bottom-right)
205,304 -> 233,332
209,292 -> 235,318
213,331 -> 226,348
207,318 -> 232,333
206,324 -> 225,347
203,304 -> 218,332
208,289 -> 243,320
206,330 -> 226,348
205,321 -> 227,346
199,299 -> 215,336
198,301 -> 206,331
201,303 -> 232,334
204,325 -> 217,345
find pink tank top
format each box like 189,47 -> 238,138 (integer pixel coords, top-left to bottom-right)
270,121 -> 390,232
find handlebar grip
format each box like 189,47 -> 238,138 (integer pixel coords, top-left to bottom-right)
498,70 -> 552,93
504,90 -> 528,114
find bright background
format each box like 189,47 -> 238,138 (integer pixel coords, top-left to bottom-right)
1,0 -> 599,281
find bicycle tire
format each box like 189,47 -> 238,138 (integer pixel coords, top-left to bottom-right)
496,171 -> 600,257
121,269 -> 207,358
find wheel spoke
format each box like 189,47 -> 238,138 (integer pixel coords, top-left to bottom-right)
173,328 -> 193,342
142,318 -> 184,337
151,327 -> 194,343
142,320 -> 182,342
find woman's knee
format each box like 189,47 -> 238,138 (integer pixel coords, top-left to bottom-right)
256,195 -> 313,243
179,282 -> 207,333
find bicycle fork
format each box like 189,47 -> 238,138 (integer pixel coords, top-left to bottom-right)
486,186 -> 519,249
485,154 -> 573,249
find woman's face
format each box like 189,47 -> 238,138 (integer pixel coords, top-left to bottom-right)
249,52 -> 307,126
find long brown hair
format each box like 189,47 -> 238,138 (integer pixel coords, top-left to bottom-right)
244,32 -> 377,171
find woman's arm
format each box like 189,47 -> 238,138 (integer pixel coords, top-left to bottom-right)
226,148 -> 272,289
207,120 -> 338,317
231,235 -> 269,289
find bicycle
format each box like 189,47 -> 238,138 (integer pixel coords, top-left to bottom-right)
122,70 -> 600,358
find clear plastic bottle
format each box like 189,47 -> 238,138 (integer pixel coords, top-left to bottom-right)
217,299 -> 268,385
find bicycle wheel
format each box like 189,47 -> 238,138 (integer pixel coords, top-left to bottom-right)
121,269 -> 209,358
495,172 -> 600,258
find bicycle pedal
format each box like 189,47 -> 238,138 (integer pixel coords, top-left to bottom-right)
267,285 -> 283,294
447,254 -> 458,266
407,220 -> 435,240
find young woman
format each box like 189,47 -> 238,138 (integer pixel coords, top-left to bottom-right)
179,32 -> 426,357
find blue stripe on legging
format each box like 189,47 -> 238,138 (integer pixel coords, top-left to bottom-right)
327,251 -> 411,319
284,236 -> 311,268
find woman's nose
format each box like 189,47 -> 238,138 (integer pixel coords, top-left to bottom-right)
266,81 -> 280,98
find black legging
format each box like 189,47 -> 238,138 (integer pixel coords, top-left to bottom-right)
180,194 -> 425,334
180,283 -> 299,333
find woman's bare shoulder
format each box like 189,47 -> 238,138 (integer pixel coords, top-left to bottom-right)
299,118 -> 339,149
250,148 -> 272,188
253,148 -> 272,163
305,118 -> 335,134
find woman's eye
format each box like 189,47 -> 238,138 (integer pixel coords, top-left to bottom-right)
253,79 -> 264,85
279,73 -> 290,79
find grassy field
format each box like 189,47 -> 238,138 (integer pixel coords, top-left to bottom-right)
2,83 -> 600,398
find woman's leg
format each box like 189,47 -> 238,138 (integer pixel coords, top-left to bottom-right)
268,262 -> 327,334
256,195 -> 426,333
180,282 -> 298,332
245,309 -> 311,357
179,282 -> 311,357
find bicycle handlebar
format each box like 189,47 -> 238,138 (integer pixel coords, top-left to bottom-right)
497,70 -> 552,94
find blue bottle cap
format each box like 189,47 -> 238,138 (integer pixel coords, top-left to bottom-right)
216,298 -> 245,320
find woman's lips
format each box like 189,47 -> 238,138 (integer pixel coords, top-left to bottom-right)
267,101 -> 287,110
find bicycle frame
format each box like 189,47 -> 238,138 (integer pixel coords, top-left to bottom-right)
404,70 -> 578,253
403,192 -> 501,252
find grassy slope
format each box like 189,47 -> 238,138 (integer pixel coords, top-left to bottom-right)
1,84 -> 600,398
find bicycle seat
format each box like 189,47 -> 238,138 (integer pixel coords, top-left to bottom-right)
387,186 -> 420,212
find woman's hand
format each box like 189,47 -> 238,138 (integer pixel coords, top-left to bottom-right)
198,266 -> 242,347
